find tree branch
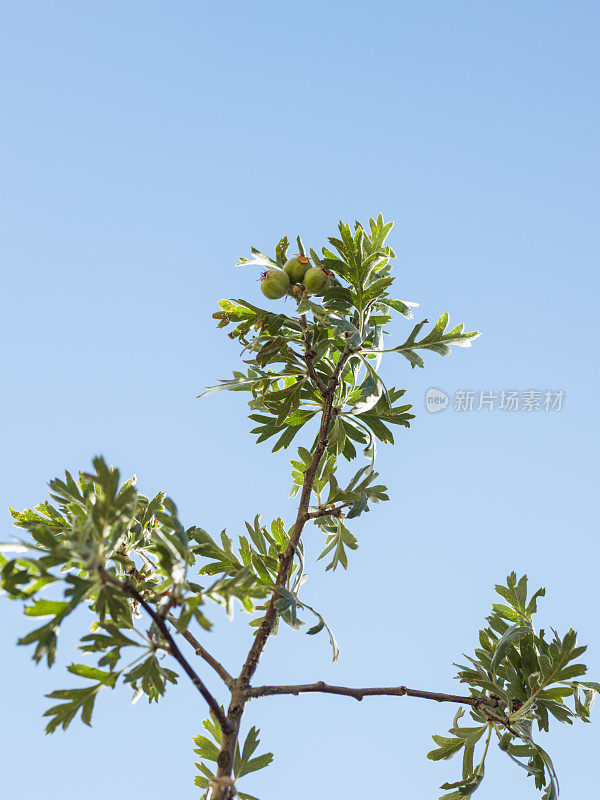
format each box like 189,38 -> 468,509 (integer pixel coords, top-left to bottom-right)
210,344 -> 357,798
99,569 -> 232,733
166,613 -> 234,688
305,502 -> 352,520
246,681 -> 503,709
299,315 -> 328,396
302,355 -> 328,397
239,345 -> 354,688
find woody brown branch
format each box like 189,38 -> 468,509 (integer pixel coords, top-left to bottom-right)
99,569 -> 231,733
246,681 -> 503,708
239,346 -> 354,687
211,344 -> 356,799
298,315 -> 328,396
166,613 -> 233,688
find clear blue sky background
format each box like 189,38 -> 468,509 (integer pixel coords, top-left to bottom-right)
1,2 -> 598,798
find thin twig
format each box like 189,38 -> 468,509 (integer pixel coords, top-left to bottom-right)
247,681 -> 503,708
481,708 -> 521,736
299,316 -> 328,396
305,502 -> 352,520
166,613 -> 234,688
100,569 -> 231,733
302,356 -> 328,397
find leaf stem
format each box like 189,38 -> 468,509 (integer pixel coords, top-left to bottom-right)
481,723 -> 493,762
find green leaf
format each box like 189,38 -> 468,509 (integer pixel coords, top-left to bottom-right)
350,355 -> 386,415
43,668 -> 118,734
236,248 -> 277,268
491,624 -> 532,681
275,236 -> 289,268
24,599 -> 71,618
195,720 -> 273,798
234,727 -> 274,778
124,655 -> 178,703
80,623 -> 141,670
427,735 -> 465,762
383,312 -> 480,368
316,519 -> 358,571
378,297 -> 415,319
301,600 -> 340,661
194,734 -> 221,762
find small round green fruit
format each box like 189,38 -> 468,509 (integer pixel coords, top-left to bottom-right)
284,255 -> 310,283
260,268 -> 290,299
303,266 -> 328,294
498,733 -> 512,751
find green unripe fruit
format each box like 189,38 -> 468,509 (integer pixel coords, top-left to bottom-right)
284,255 -> 310,283
303,266 -> 328,294
260,268 -> 290,299
498,733 -> 511,751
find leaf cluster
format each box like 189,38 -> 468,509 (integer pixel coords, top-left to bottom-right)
194,713 -> 274,800
429,573 -> 598,799
204,215 -> 477,586
0,458 -> 304,730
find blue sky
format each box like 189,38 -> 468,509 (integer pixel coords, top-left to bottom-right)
1,1 -> 599,797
